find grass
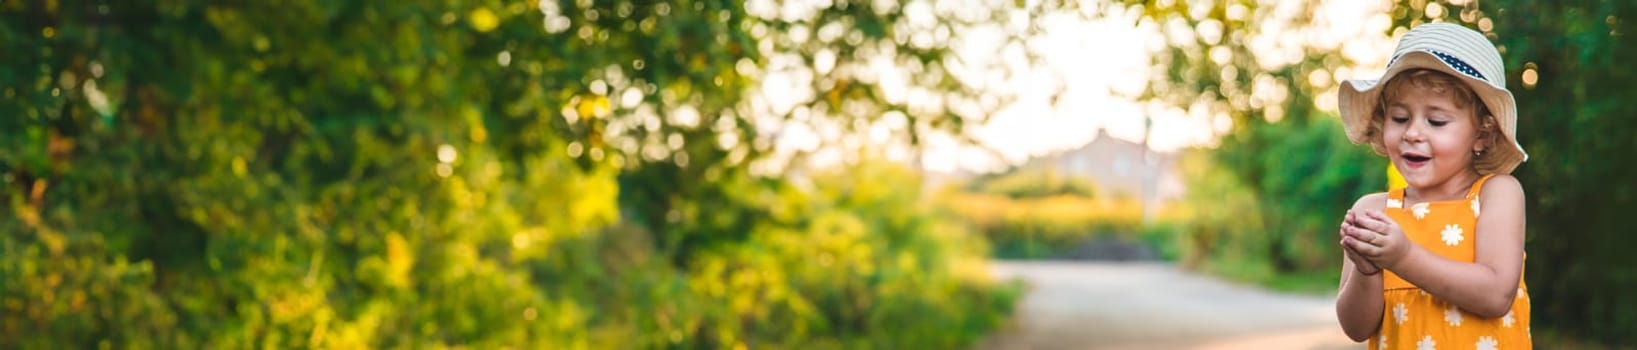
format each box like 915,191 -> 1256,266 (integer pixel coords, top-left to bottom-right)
1259,270 -> 1340,295
1193,254 -> 1339,296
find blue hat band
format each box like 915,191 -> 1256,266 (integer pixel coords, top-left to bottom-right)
1389,49 -> 1487,81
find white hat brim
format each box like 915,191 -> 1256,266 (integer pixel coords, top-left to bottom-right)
1338,51 -> 1529,174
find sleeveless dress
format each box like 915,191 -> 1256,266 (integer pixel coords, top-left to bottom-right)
1372,174 -> 1531,349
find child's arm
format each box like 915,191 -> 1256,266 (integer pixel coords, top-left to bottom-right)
1345,175 -> 1527,318
1336,194 -> 1385,342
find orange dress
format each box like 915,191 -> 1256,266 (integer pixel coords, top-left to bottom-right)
1372,174 -> 1531,349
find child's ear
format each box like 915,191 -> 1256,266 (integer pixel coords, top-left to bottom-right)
1474,115 -> 1495,152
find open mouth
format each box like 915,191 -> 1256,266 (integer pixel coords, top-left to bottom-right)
1401,153 -> 1431,167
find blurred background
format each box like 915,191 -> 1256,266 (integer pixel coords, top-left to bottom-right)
3,0 -> 1633,348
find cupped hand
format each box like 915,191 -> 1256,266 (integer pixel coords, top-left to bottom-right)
1341,209 -> 1412,269
1338,211 -> 1381,275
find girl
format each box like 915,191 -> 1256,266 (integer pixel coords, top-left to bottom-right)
1333,23 -> 1532,349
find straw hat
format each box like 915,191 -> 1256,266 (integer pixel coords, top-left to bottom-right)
1338,22 -> 1528,175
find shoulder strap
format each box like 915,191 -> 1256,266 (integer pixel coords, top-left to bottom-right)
1386,187 -> 1406,208
1467,174 -> 1496,200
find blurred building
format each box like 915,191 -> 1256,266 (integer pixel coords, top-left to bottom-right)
1021,127 -> 1185,220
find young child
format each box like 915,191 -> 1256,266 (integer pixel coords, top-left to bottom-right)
1333,23 -> 1532,349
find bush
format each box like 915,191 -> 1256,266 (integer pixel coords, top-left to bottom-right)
1145,117 -> 1383,293
967,169 -> 1097,199
941,190 -> 1147,259
0,1 -> 1018,347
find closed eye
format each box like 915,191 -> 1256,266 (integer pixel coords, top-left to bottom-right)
1428,119 -> 1449,127
1390,116 -> 1410,124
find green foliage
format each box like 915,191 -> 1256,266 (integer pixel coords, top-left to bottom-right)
952,194 -> 1146,259
967,169 -> 1097,199
1215,116 -> 1388,272
945,166 -> 1166,259
1,0 -> 1017,347
1081,0 -> 1387,276
1161,149 -> 1266,272
792,159 -> 1020,347
536,159 -> 1017,348
1151,121 -> 1382,294
1411,0 -> 1637,344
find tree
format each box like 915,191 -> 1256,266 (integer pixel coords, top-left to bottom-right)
1,0 -> 1022,347
1424,0 -> 1637,344
1082,0 -> 1386,273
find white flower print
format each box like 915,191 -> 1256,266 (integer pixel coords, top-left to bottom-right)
1379,334 -> 1389,350
1412,202 -> 1431,219
1471,195 -> 1482,217
1445,306 -> 1463,326
1502,310 -> 1515,327
1417,335 -> 1436,350
1388,198 -> 1404,209
1476,336 -> 1498,350
1394,303 -> 1409,324
1441,224 -> 1465,246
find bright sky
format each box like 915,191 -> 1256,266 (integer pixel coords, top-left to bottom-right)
925,3 -> 1159,173
756,0 -> 1401,174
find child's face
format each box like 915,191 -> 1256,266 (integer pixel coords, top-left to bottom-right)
1382,83 -> 1483,189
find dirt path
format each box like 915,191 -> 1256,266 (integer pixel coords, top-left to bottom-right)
977,261 -> 1365,350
